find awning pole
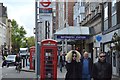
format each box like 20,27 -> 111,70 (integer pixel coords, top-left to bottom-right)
62,40 -> 64,54
65,39 -> 68,54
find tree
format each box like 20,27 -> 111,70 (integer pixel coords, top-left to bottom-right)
27,36 -> 35,47
21,36 -> 35,48
11,19 -> 26,53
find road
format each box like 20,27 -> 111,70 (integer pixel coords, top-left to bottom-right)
1,66 -> 36,80
0,55 -> 36,80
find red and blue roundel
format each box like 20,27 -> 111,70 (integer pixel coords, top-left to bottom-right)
40,0 -> 51,7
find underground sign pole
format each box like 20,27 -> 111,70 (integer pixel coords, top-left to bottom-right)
35,0 -> 40,80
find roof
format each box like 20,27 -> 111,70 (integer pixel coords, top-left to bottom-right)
54,26 -> 90,35
41,39 -> 57,42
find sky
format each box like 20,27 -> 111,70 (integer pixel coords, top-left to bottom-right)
0,0 -> 35,37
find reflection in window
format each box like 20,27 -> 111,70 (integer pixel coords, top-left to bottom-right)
104,20 -> 108,31
112,0 -> 116,14
104,3 -> 108,20
112,14 -> 117,27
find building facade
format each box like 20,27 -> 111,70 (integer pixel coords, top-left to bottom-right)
6,19 -> 12,54
0,21 -> 7,55
74,0 -> 120,76
0,3 -> 11,55
55,1 -> 74,31
0,3 -> 7,24
102,1 -> 120,76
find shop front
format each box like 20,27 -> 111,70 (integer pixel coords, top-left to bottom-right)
103,30 -> 120,76
54,26 -> 90,55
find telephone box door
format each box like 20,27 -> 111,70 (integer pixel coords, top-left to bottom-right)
40,39 -> 57,80
30,46 -> 35,70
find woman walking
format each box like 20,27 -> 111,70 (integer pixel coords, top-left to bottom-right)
65,50 -> 82,80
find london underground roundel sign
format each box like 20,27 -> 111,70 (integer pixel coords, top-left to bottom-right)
40,0 -> 51,7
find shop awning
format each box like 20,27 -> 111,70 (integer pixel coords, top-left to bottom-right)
54,26 -> 90,40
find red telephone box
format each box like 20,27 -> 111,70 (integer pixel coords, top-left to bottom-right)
40,39 -> 57,80
30,46 -> 35,70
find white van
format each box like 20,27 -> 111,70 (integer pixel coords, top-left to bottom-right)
19,48 -> 28,57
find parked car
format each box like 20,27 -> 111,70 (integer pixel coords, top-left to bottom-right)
6,55 -> 16,67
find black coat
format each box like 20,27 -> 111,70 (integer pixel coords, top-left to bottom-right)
15,56 -> 21,62
92,60 -> 112,80
81,57 -> 93,76
65,60 -> 82,80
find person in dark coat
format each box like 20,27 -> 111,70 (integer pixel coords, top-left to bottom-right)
59,52 -> 64,72
92,52 -> 112,80
15,53 -> 21,69
81,51 -> 93,80
65,50 -> 82,80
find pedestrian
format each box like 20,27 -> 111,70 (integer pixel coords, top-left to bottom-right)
59,52 -> 64,72
65,50 -> 82,80
2,55 -> 7,67
81,51 -> 93,80
92,52 -> 112,80
15,53 -> 21,70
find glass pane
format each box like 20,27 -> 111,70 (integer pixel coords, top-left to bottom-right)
104,19 -> 108,31
112,14 -> 117,27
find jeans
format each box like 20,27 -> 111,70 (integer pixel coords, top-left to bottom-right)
59,62 -> 63,72
82,75 -> 91,80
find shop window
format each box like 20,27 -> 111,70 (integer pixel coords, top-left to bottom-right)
113,52 -> 116,67
95,47 -> 100,58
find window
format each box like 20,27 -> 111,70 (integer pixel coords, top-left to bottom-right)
104,19 -> 108,31
104,3 -> 108,31
104,3 -> 108,20
112,0 -> 116,14
112,14 -> 117,27
111,0 -> 117,27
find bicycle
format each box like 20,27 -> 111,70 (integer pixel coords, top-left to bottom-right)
16,62 -> 21,73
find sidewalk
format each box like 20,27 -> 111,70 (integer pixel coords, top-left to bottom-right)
21,66 -> 120,79
21,66 -> 67,78
21,66 -> 35,72
57,67 -> 66,78
112,75 -> 120,80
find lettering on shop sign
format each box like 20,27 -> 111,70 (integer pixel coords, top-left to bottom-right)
57,35 -> 89,40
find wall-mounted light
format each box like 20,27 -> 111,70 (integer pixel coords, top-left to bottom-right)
33,28 -> 36,34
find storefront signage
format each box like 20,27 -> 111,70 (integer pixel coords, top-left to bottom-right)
57,35 -> 89,40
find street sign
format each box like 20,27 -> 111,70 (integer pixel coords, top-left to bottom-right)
39,0 -> 52,13
40,0 -> 51,7
96,35 -> 102,42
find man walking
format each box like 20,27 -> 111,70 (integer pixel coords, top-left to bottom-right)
81,52 -> 93,80
92,52 -> 112,80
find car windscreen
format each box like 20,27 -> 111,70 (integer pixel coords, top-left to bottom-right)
20,50 -> 27,53
7,55 -> 15,59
